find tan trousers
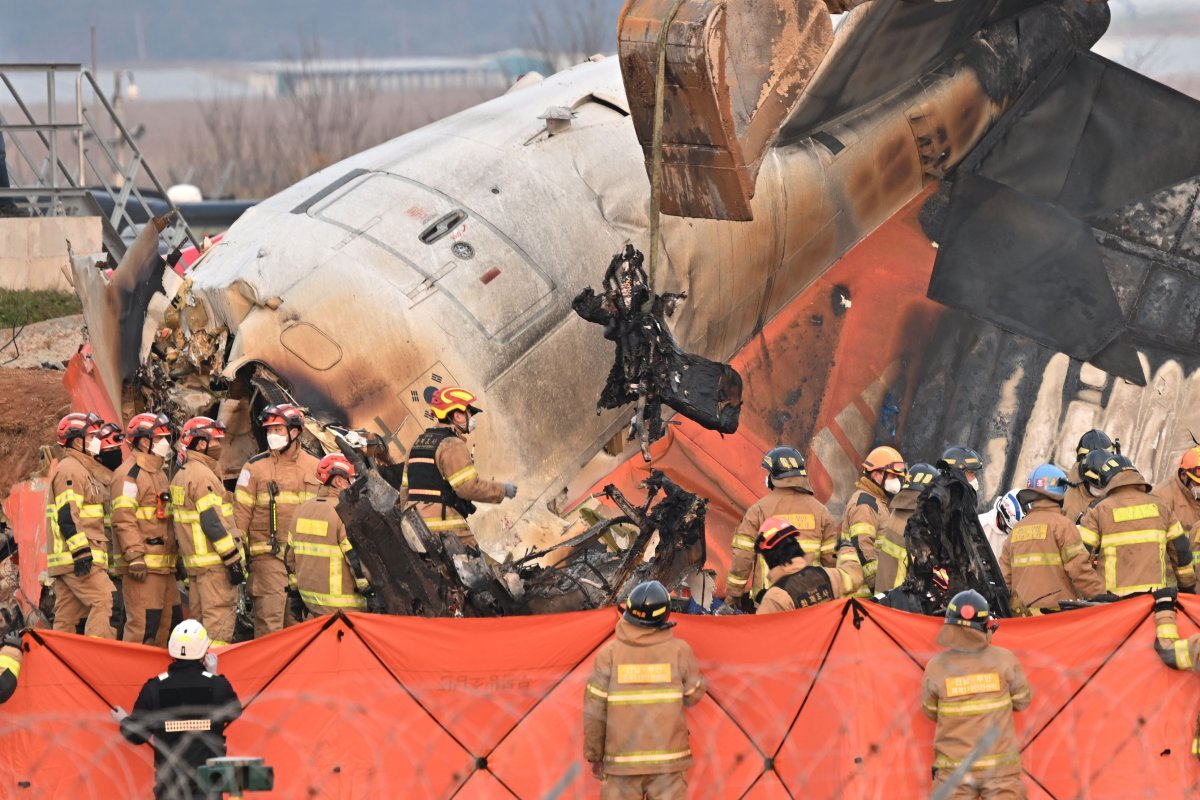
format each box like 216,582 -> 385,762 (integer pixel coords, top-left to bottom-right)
932,771 -> 1026,800
122,572 -> 176,645
600,772 -> 687,800
53,570 -> 116,638
190,568 -> 238,645
248,555 -> 288,638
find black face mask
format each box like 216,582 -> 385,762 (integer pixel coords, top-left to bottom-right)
97,449 -> 124,471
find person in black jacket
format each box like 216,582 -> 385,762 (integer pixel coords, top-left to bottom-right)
117,620 -> 241,799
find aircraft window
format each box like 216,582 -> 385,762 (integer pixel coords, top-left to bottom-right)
419,210 -> 468,245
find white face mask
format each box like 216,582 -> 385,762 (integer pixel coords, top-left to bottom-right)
883,476 -> 902,495
86,436 -> 102,456
968,477 -> 980,493
1191,485 -> 1200,502
1087,484 -> 1103,498
151,437 -> 173,458
266,432 -> 290,451
466,415 -> 478,434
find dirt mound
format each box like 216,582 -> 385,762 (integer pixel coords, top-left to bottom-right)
0,368 -> 70,492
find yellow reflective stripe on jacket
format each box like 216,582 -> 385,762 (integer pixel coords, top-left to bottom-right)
299,589 -> 366,609
876,537 -> 906,560
586,683 -> 608,700
134,507 -> 165,520
111,496 -> 137,511
934,752 -> 1021,771
604,750 -> 691,766
731,534 -> 756,551
1011,552 -> 1063,568
195,493 -> 223,513
252,490 -> 316,505
1102,529 -> 1166,547
291,541 -> 343,557
937,696 -> 1013,716
1078,526 -> 1099,548
604,689 -> 684,706
78,505 -> 105,519
1167,521 -> 1185,541
1157,619 -> 1180,640
1175,640 -> 1194,670
422,516 -> 469,531
0,654 -> 19,678
63,532 -> 88,552
247,542 -> 278,556
862,560 -> 877,578
143,553 -> 177,569
235,488 -> 254,507
446,465 -> 477,488
54,489 -> 84,508
848,522 -> 874,538
725,573 -> 748,588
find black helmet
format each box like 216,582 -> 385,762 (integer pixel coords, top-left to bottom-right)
762,445 -> 806,481
944,589 -> 992,633
902,462 -> 937,492
623,580 -> 672,628
940,446 -> 983,473
1097,453 -> 1136,488
1079,449 -> 1110,488
1075,429 -> 1117,463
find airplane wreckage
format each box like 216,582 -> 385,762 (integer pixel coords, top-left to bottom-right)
66,0 -> 1200,618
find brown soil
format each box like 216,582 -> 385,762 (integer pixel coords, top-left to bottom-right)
0,368 -> 71,493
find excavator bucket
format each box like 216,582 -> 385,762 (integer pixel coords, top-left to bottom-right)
617,0 -> 834,220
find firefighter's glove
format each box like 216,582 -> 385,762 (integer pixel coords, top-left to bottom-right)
1153,587 -> 1178,614
226,563 -> 245,587
1090,592 -> 1120,603
287,588 -> 306,621
503,483 -> 518,499
1,631 -> 20,650
127,558 -> 148,582
72,551 -> 94,577
590,761 -> 604,781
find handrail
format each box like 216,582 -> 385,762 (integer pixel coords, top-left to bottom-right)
0,63 -> 199,252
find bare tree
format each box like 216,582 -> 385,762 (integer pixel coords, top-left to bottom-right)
528,0 -> 618,73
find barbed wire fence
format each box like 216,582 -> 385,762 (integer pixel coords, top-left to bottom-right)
2,600 -> 1200,799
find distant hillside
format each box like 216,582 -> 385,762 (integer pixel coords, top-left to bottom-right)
0,0 -> 625,63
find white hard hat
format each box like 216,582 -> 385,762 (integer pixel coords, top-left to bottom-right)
169,620 -> 211,661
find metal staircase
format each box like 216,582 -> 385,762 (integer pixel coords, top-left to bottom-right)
0,63 -> 198,261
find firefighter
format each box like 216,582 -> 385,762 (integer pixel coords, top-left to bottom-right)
92,422 -> 128,638
285,453 -> 374,616
840,446 -> 906,596
0,609 -> 23,704
1064,429 -> 1118,523
234,403 -> 320,637
584,580 -> 705,800
875,463 -> 936,593
117,620 -> 242,800
754,517 -> 864,614
922,590 -> 1032,799
111,413 -> 181,646
1078,454 -> 1196,596
940,446 -> 985,498
400,386 -> 516,551
1154,446 -> 1200,560
1150,588 -> 1200,757
47,412 -> 115,638
172,417 -> 244,647
1000,464 -> 1103,612
723,446 -> 837,612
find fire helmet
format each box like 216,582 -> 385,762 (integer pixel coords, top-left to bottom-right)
429,387 -> 482,421
944,590 -> 992,633
1075,429 -> 1116,463
762,446 -> 806,480
180,417 -> 227,450
317,453 -> 356,485
258,403 -> 305,430
623,580 -> 672,628
1025,464 -> 1068,501
168,619 -> 211,661
902,462 -> 937,492
1178,447 -> 1200,486
57,412 -> 103,446
862,446 -> 906,477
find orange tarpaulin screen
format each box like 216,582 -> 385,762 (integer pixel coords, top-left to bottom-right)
1,596 -> 1198,798
5,479 -> 48,615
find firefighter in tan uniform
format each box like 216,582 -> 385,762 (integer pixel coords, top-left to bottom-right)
234,403 -> 321,638
840,446 -> 906,596
91,422 -> 127,637
754,517 -> 864,614
1154,446 -> 1200,566
1150,587 -> 1200,757
1000,464 -> 1103,612
172,417 -> 244,646
723,446 -> 837,612
1077,454 -> 1196,597
0,626 -> 21,704
584,580 -> 705,800
1064,429 -> 1118,524
285,453 -> 374,616
400,387 -> 515,550
922,590 -> 1033,799
875,462 -> 936,594
111,413 -> 181,646
47,412 -> 115,638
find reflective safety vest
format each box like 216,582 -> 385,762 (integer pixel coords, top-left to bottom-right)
286,493 -> 366,610
402,427 -> 477,520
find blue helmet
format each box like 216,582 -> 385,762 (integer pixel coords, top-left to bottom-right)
1026,464 -> 1069,501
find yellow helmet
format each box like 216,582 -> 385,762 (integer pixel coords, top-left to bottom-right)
862,446 -> 906,477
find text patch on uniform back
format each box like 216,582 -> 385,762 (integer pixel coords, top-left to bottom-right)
1011,524 -> 1047,543
618,663 -> 672,684
944,673 -> 1001,697
1112,503 -> 1159,523
784,514 -> 817,530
